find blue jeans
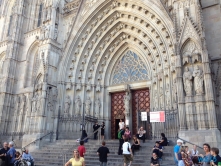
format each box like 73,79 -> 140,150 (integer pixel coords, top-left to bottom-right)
100,162 -> 107,166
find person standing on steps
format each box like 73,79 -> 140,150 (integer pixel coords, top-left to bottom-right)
78,141 -> 86,158
64,149 -> 85,166
119,119 -> 125,130
122,137 -> 133,166
118,127 -> 125,155
7,142 -> 16,166
93,121 -> 100,140
97,141 -> 110,166
101,122 -> 105,140
0,142 -> 9,166
174,139 -> 183,166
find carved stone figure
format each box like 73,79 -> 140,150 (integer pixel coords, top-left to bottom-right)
159,87 -> 164,109
20,94 -> 26,111
64,95 -> 71,115
32,94 -> 37,112
86,80 -> 91,91
41,24 -> 46,40
95,98 -> 101,118
183,67 -> 193,96
124,92 -> 130,116
193,65 -> 204,95
75,95 -> 82,115
172,79 -> 177,103
96,82 -> 101,92
85,97 -> 91,115
76,80 -> 82,91
165,84 -> 171,108
154,90 -> 158,110
54,24 -> 58,40
45,25 -> 50,39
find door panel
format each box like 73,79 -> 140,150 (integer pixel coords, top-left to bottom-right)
132,89 -> 151,139
111,92 -> 125,139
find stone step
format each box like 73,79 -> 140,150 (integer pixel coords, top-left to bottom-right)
32,139 -> 175,166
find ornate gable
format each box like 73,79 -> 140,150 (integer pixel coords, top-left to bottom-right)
178,12 -> 201,47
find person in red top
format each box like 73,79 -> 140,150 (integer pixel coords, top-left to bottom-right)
78,141 -> 86,158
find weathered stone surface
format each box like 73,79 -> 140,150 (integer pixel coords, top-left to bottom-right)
0,0 -> 220,149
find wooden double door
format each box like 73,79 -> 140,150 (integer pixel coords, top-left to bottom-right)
111,89 -> 151,139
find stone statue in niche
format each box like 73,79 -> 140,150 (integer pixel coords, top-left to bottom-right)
76,80 -> 82,91
20,94 -> 26,112
95,98 -> 101,118
159,87 -> 164,109
172,79 -> 177,103
193,65 -> 204,95
36,91 -> 41,112
41,24 -> 46,40
165,84 -> 171,108
183,67 -> 193,96
75,95 -> 82,115
85,97 -> 91,115
96,82 -> 101,92
86,80 -> 91,91
32,94 -> 37,112
45,25 -> 50,39
124,92 -> 130,117
154,90 -> 158,110
54,24 -> 58,40
64,95 -> 71,115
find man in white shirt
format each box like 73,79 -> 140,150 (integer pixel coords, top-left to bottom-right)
122,137 -> 133,166
119,119 -> 125,130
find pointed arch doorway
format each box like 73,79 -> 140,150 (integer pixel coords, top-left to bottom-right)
109,50 -> 151,139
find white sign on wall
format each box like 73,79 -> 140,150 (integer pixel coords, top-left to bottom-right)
141,112 -> 147,121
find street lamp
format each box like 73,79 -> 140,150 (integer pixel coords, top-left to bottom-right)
81,103 -> 85,140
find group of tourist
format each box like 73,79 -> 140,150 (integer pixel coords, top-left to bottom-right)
0,142 -> 34,166
174,139 -> 221,166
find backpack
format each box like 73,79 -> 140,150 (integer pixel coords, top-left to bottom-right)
118,130 -> 122,139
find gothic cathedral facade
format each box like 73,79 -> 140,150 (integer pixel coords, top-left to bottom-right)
0,0 -> 221,148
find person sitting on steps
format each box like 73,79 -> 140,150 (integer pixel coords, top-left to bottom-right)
152,141 -> 163,159
136,126 -> 146,143
158,133 -> 168,147
150,152 -> 160,166
131,135 -> 140,155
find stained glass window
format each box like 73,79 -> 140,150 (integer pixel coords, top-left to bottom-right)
112,50 -> 149,85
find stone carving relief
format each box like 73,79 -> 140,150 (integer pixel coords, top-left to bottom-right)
64,95 -> 71,116
41,24 -> 51,40
75,95 -> 82,115
124,92 -> 130,117
85,97 -> 92,115
193,65 -> 204,95
183,67 -> 193,96
95,98 -> 101,118
76,80 -> 82,91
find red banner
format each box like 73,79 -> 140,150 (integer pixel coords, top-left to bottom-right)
150,111 -> 165,122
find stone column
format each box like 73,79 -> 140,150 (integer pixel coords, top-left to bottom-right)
202,49 -> 218,129
176,55 -> 187,130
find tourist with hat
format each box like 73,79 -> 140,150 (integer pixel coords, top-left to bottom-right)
174,139 -> 183,165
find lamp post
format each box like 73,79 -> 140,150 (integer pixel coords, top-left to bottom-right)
81,103 -> 85,140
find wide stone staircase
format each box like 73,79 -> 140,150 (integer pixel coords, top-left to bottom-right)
32,139 -> 175,166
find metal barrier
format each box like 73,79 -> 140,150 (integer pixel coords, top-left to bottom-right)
21,132 -> 53,151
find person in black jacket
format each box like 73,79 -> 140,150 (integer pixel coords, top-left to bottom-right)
150,152 -> 160,166
210,147 -> 221,166
93,122 -> 100,140
0,142 -> 10,166
81,130 -> 88,143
